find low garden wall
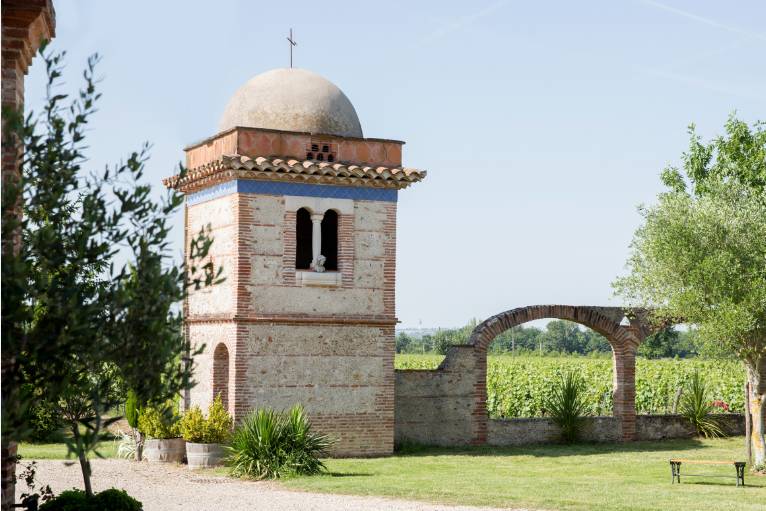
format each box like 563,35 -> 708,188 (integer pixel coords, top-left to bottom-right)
395,361 -> 745,446
486,414 -> 744,446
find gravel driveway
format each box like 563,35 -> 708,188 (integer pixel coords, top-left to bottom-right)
19,459 -> 528,511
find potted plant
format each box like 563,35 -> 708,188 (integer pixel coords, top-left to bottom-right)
181,395 -> 233,469
138,404 -> 185,463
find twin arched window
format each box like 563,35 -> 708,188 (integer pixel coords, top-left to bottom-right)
295,207 -> 338,271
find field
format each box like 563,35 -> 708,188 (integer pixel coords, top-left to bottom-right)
395,354 -> 745,418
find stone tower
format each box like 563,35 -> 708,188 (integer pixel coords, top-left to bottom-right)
164,68 -> 425,456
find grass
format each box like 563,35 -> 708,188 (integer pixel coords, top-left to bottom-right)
18,440 -> 118,460
19,436 -> 763,510
283,437 -> 765,511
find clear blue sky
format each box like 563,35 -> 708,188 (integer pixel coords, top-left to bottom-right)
25,0 -> 765,328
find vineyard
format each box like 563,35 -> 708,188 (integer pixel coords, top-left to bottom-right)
395,354 -> 745,418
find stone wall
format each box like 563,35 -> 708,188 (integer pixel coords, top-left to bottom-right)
395,347 -> 483,446
395,385 -> 745,446
242,322 -> 395,456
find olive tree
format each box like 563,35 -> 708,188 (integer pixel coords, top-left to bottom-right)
1,46 -> 220,496
615,116 -> 766,467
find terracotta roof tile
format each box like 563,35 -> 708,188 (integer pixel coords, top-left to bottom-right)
163,154 -> 426,193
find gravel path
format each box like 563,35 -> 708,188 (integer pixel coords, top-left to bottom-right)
20,459 -> 529,511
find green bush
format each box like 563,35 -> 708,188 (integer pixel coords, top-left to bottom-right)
679,371 -> 725,438
180,395 -> 233,444
39,488 -> 142,511
28,401 -> 63,442
91,489 -> 142,510
227,404 -> 332,479
206,395 -> 233,443
137,404 -> 180,439
545,370 -> 588,443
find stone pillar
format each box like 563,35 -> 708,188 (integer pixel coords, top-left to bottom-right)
612,343 -> 637,441
310,213 -> 323,268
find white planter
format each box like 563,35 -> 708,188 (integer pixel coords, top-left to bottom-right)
186,442 -> 225,469
144,438 -> 186,463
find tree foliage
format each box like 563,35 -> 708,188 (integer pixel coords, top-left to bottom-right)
1,46 -> 220,495
615,115 -> 766,466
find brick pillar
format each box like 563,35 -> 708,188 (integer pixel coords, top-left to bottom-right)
1,3 -> 55,510
0,442 -> 17,511
471,350 -> 488,444
612,344 -> 637,441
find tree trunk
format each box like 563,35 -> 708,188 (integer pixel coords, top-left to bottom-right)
71,426 -> 93,497
133,429 -> 144,462
746,356 -> 766,468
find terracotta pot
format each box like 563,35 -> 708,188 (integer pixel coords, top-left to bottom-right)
185,442 -> 225,469
144,438 -> 185,463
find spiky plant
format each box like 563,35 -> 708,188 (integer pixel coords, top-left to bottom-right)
227,405 -> 331,479
546,370 -> 588,443
679,371 -> 725,438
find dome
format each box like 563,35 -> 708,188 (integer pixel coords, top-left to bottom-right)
218,68 -> 363,138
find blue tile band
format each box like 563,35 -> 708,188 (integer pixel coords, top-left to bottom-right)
186,179 -> 398,206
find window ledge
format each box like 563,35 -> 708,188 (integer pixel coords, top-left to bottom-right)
296,270 -> 342,287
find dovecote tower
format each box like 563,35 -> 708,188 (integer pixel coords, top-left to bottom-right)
164,68 -> 425,455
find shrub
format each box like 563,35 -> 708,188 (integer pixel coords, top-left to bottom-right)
137,404 -> 180,439
125,390 -> 140,429
180,395 -> 233,444
91,489 -> 142,511
180,406 -> 207,443
227,404 -> 332,479
545,370 -> 588,443
679,371 -> 725,438
206,395 -> 233,443
28,401 -> 63,442
39,488 -> 142,511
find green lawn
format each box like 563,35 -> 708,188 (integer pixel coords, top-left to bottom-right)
18,440 -> 118,460
284,437 -> 764,511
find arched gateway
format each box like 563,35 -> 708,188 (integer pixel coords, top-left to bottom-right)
395,305 -> 663,446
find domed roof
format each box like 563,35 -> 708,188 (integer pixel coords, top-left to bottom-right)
218,68 -> 363,138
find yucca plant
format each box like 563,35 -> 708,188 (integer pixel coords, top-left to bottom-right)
679,371 -> 725,438
227,405 -> 332,479
546,370 -> 588,443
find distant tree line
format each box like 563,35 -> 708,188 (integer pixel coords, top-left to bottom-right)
396,319 -> 698,359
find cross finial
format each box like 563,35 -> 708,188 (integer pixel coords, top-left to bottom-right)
287,28 -> 297,68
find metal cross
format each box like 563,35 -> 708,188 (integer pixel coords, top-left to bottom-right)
286,28 -> 297,68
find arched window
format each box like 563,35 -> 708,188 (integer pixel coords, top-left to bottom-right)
321,209 -> 338,271
213,343 -> 229,410
296,207 -> 312,269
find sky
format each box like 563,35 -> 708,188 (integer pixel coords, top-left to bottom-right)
25,0 -> 766,329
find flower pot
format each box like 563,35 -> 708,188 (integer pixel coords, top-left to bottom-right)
185,442 -> 225,469
144,438 -> 186,463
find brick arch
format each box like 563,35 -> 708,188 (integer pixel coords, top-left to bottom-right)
212,343 -> 230,410
467,305 -> 638,353
440,305 -> 659,445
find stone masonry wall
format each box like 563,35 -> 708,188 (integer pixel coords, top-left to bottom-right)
187,322 -> 237,416
186,194 -> 238,317
185,190 -> 398,456
395,347 -> 482,446
241,323 -> 395,456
